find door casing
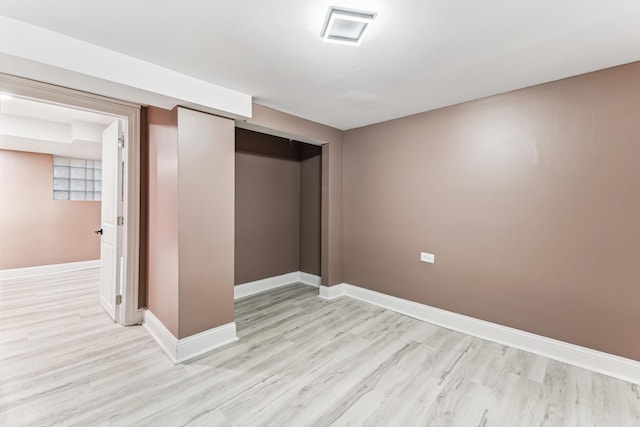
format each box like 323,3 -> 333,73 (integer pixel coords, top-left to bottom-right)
0,73 -> 142,325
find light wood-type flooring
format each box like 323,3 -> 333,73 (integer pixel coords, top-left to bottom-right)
1,269 -> 639,426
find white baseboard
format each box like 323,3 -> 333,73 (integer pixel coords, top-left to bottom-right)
0,260 -> 100,280
142,310 -> 177,362
135,309 -> 145,325
143,310 -> 238,364
299,271 -> 322,287
235,271 -> 321,300
319,283 -> 347,300
319,283 -> 640,385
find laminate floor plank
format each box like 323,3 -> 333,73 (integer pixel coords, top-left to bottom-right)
1,269 -> 639,426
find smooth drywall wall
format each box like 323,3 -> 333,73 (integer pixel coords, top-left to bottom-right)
235,129 -> 301,284
300,144 -> 322,275
147,106 -> 235,339
247,105 -> 343,286
0,149 -> 100,270
234,129 -> 322,284
177,107 -> 235,339
147,107 -> 179,337
342,62 -> 640,361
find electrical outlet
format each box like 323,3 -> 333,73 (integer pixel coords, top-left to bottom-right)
420,252 -> 435,263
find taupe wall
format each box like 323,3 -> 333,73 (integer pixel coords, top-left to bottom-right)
247,105 -> 343,286
342,62 -> 640,361
235,130 -> 300,284
300,144 -> 322,275
147,107 -> 179,336
0,149 -> 100,270
177,108 -> 235,338
235,128 -> 321,284
147,107 -> 234,339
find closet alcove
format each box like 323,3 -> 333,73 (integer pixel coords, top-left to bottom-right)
235,128 -> 322,286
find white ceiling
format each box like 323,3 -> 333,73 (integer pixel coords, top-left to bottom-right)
0,97 -> 115,159
1,98 -> 116,126
1,0 -> 639,130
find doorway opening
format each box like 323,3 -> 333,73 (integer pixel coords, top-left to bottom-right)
0,73 -> 142,326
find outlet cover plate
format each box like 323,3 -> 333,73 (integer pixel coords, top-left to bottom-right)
420,252 -> 435,263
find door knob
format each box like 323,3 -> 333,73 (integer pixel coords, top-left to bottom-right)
94,228 -> 103,235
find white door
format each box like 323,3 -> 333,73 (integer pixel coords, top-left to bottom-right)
99,120 -> 123,322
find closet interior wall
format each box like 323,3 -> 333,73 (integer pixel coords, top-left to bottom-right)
235,128 -> 321,285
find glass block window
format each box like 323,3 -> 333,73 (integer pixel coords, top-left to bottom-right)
53,156 -> 102,201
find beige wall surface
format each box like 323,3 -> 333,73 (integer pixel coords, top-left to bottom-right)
177,107 -> 235,339
147,107 -> 180,337
235,129 -> 301,284
0,149 -> 100,270
235,129 -> 322,284
299,144 -> 322,275
342,62 -> 640,361
248,105 -> 343,286
147,107 -> 235,339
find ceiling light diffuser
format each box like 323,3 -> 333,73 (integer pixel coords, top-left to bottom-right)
321,7 -> 377,46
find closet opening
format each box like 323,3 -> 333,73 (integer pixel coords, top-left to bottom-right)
234,127 -> 322,298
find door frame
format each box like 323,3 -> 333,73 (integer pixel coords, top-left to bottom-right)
0,73 -> 142,326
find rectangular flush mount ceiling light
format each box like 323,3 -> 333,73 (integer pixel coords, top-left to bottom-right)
321,6 -> 377,46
